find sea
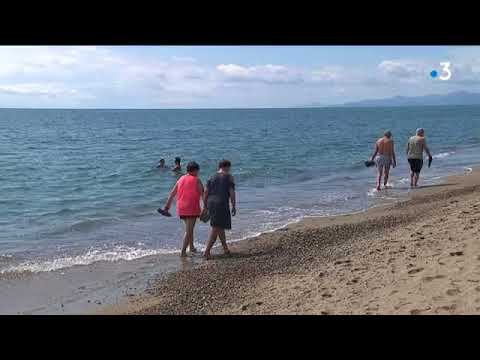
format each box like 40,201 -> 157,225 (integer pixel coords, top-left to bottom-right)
1,106 -> 480,313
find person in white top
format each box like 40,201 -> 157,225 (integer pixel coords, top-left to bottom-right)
406,128 -> 433,188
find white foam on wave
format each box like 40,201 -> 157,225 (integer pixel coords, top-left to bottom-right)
433,151 -> 455,159
0,246 -> 177,274
367,188 -> 379,197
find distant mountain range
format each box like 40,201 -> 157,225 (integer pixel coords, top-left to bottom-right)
339,91 -> 480,107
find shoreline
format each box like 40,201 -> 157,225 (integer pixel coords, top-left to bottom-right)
0,159 -> 470,276
102,167 -> 480,315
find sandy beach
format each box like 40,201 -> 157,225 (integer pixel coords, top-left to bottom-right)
103,168 -> 480,315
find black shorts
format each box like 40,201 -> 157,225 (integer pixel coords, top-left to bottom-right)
408,158 -> 423,173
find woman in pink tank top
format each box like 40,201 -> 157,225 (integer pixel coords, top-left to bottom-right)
162,161 -> 204,257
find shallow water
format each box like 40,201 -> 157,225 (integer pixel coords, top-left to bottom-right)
1,106 -> 480,275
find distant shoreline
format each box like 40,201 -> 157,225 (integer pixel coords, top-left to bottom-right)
2,103 -> 480,111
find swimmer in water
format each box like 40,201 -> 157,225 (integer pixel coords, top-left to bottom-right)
172,157 -> 182,174
157,158 -> 168,169
370,130 -> 396,191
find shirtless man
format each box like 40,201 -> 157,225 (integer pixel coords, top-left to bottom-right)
370,130 -> 396,191
406,128 -> 433,188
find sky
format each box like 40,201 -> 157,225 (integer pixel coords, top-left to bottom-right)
1,46 -> 480,108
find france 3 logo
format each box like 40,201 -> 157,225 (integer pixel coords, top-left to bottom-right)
430,62 -> 451,81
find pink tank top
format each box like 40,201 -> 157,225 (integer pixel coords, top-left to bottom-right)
176,174 -> 202,217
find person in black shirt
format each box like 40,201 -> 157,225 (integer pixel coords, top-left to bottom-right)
203,159 -> 236,259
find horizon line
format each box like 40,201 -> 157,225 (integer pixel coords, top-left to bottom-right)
0,104 -> 479,111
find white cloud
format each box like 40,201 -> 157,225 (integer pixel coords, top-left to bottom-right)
0,83 -> 76,97
377,55 -> 480,87
443,49 -> 480,84
0,47 -> 218,107
378,60 -> 429,80
1,46 -> 480,108
217,64 -> 250,77
310,66 -> 347,83
217,63 -> 303,84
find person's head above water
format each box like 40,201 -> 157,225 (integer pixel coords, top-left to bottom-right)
416,128 -> 425,136
186,161 -> 200,175
384,130 -> 392,139
174,157 -> 181,166
218,159 -> 232,174
159,158 -> 165,165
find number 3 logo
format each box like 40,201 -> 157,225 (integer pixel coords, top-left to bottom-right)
439,62 -> 451,81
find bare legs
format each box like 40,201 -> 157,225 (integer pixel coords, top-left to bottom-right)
181,217 -> 197,257
376,166 -> 391,191
410,171 -> 420,188
218,229 -> 230,255
376,167 -> 382,191
203,227 -> 218,259
384,166 -> 391,188
203,226 -> 230,259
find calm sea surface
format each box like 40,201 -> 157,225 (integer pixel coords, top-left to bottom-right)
1,107 -> 480,274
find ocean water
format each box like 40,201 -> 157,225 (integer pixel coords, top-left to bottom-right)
1,107 -> 480,275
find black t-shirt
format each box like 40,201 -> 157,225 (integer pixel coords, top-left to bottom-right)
206,173 -> 235,205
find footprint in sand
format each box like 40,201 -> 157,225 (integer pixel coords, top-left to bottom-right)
334,260 -> 352,266
446,289 -> 461,296
436,304 -> 457,313
450,251 -> 464,256
410,307 -> 431,315
408,268 -> 424,275
423,274 -> 446,282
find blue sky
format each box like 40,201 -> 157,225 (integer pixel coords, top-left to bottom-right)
0,46 -> 479,108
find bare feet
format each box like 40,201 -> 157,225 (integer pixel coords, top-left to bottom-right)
376,185 -> 381,191
180,251 -> 187,258
203,252 -> 212,260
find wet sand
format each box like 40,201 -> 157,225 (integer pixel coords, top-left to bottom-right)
104,168 -> 480,315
